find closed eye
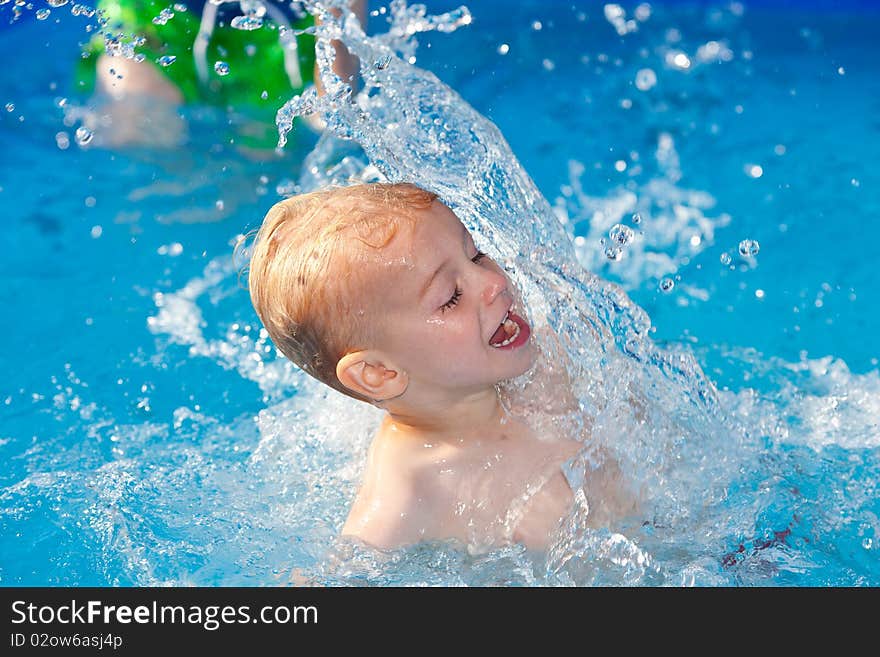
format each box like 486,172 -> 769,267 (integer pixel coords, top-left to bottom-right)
440,287 -> 462,313
439,252 -> 486,313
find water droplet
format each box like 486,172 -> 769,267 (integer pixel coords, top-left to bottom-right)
36,8 -> 50,19
605,246 -> 623,261
71,4 -> 96,18
47,0 -> 69,6
738,239 -> 760,257
744,163 -> 763,178
157,55 -> 177,67
531,20 -> 542,31
720,252 -> 732,265
667,51 -> 691,70
231,15 -> 263,31
659,277 -> 675,293
635,68 -> 656,91
75,126 -> 93,146
214,61 -> 230,76
55,131 -> 70,149
152,7 -> 174,25
863,537 -> 873,550
609,223 -> 634,246
374,55 -> 392,70
173,3 -> 187,11
631,212 -> 641,224
260,90 -> 268,100
4,102 -> 13,112
497,43 -> 509,55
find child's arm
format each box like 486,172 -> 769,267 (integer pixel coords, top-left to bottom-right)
314,0 -> 367,96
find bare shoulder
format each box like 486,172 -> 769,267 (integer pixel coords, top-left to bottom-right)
340,438 -> 441,551
340,484 -> 422,551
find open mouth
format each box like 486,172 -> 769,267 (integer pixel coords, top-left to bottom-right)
488,309 -> 531,350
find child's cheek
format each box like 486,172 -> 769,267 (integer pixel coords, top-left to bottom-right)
427,319 -> 465,353
422,312 -> 476,356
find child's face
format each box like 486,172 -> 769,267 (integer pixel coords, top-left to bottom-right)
364,200 -> 534,393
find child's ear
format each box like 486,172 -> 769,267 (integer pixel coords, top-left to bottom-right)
336,351 -> 408,402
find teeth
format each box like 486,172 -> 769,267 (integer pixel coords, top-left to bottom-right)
490,317 -> 520,348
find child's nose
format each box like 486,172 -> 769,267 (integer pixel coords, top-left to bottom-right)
480,268 -> 508,306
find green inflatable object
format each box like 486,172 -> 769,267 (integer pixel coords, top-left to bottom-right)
77,1 -> 317,149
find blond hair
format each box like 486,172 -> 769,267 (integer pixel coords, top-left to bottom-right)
241,182 -> 438,400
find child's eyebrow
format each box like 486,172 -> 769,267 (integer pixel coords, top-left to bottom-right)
420,223 -> 470,299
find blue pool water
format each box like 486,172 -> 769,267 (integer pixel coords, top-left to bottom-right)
1,1 -> 878,586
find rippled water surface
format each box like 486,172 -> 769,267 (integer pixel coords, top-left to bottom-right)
1,0 -> 878,586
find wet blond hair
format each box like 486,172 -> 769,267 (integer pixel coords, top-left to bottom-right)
242,182 -> 438,401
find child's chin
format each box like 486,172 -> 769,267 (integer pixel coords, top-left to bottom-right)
496,342 -> 536,378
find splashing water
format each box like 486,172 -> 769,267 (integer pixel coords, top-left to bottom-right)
3,0 -> 879,587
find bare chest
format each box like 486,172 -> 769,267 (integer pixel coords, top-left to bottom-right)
417,431 -> 580,550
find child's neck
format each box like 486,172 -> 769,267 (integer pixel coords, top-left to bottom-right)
382,386 -> 508,439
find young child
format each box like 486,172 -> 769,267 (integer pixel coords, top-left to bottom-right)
245,182 -> 631,552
